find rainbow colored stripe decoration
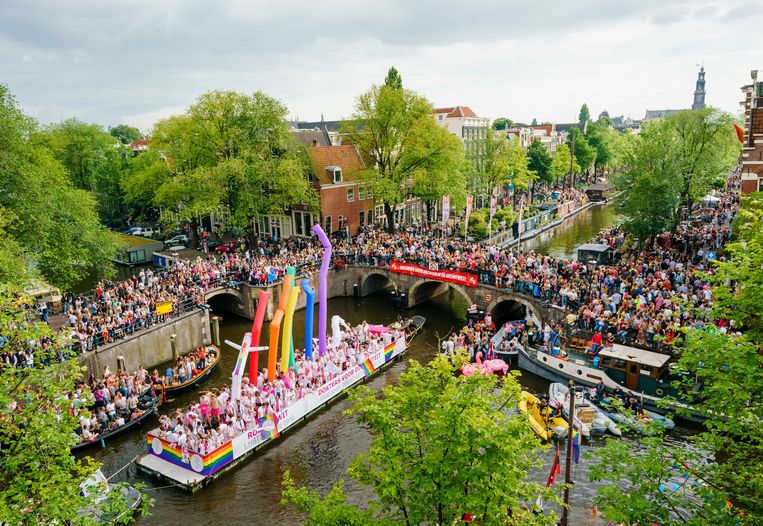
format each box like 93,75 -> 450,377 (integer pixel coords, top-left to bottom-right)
360,357 -> 376,377
258,414 -> 279,440
384,342 -> 396,362
147,434 -> 234,476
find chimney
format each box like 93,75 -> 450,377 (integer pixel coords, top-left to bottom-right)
312,139 -> 318,147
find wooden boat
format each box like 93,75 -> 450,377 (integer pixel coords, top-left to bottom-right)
72,390 -> 160,452
154,345 -> 221,396
519,391 -> 567,441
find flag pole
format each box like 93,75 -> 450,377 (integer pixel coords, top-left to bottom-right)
561,379 -> 576,526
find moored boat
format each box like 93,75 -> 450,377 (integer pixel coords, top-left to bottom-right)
135,316 -> 426,491
549,382 -> 617,438
154,345 -> 221,397
80,469 -> 142,524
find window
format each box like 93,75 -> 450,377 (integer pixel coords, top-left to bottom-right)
438,115 -> 443,120
368,208 -> 374,222
338,215 -> 345,231
129,250 -> 146,263
367,187 -> 373,199
328,168 -> 342,183
359,210 -> 365,227
325,216 -> 332,234
358,186 -> 365,200
347,188 -> 354,202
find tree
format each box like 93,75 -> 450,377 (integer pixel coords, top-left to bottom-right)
618,171 -> 679,242
0,288 -> 151,524
566,128 -> 596,175
578,103 -> 590,126
342,84 -> 465,232
585,120 -> 614,174
551,144 -> 578,185
120,150 -> 172,222
0,210 -> 32,287
527,140 -> 553,186
492,117 -> 513,130
612,109 -> 739,232
474,129 -> 534,198
590,194 -> 763,525
150,90 -> 317,240
109,124 -> 142,144
410,141 -> 469,223
282,355 -> 559,525
383,66 -> 403,90
531,117 -> 538,126
0,85 -> 116,290
40,118 -> 130,225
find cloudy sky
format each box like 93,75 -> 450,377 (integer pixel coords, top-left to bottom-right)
1,0 -> 760,131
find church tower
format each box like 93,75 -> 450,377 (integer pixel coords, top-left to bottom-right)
692,66 -> 706,110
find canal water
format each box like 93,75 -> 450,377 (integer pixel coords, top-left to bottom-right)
88,203 -> 691,524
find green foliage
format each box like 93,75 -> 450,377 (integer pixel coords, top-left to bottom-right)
283,355 -> 559,526
578,103 -> 590,125
150,90 -> 317,234
551,144 -> 578,184
383,66 -> 403,90
120,150 -> 172,222
474,129 -> 534,196
527,140 -> 553,186
492,117 -> 513,130
342,85 -> 465,232
0,85 -> 116,289
619,171 -> 679,241
0,209 -> 33,288
0,288 -> 151,524
109,124 -> 142,144
612,108 -> 739,234
591,195 -> 763,525
531,118 -> 538,126
566,128 -> 596,173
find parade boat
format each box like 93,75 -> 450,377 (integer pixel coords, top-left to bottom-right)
517,342 -> 706,423
72,388 -> 160,453
154,345 -> 221,397
518,391 -> 567,441
135,316 -> 425,492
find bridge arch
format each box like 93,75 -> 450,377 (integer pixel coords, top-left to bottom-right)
361,272 -> 397,296
487,294 -> 544,327
408,280 -> 473,309
205,288 -> 245,316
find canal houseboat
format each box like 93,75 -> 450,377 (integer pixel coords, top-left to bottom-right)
135,316 -> 426,491
517,342 -> 705,423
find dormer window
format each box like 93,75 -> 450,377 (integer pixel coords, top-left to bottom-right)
326,166 -> 342,183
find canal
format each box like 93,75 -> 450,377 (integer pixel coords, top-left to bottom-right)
88,203 -> 692,524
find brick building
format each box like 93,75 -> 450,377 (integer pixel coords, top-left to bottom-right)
741,70 -> 763,194
306,145 -> 378,236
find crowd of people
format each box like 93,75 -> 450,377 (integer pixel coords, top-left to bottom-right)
70,366 -> 157,444
153,321 -> 406,455
161,346 -> 218,386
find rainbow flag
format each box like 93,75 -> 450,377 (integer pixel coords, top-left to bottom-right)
384,343 -> 395,362
258,414 -> 279,440
360,357 -> 376,377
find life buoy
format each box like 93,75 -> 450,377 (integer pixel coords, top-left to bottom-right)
655,388 -> 664,396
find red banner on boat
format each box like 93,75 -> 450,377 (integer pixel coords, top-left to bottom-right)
389,261 -> 479,288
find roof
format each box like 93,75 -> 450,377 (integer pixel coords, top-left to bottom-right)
643,109 -> 683,120
577,243 -> 611,253
128,139 -> 150,149
291,129 -> 332,147
554,122 -> 581,132
587,183 -> 611,191
433,106 -> 478,118
113,232 -> 163,248
305,145 -> 365,185
295,120 -> 345,132
598,344 -> 672,369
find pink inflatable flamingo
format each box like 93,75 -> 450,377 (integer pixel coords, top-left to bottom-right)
476,351 -> 509,376
460,352 -> 489,376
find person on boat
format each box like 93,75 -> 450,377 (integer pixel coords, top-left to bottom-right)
588,331 -> 603,357
611,385 -> 624,401
594,380 -> 606,402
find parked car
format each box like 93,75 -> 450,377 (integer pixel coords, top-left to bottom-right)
124,226 -> 160,238
164,235 -> 189,248
213,241 -> 237,254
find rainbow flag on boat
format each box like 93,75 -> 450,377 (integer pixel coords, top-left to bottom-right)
360,358 -> 376,377
258,414 -> 279,440
384,343 -> 395,362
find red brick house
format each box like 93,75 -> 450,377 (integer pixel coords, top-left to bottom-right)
305,145 -> 377,236
741,70 -> 763,194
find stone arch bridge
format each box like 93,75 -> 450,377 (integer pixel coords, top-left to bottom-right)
207,265 -> 563,329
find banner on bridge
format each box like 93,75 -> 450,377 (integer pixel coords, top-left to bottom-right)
389,261 -> 479,288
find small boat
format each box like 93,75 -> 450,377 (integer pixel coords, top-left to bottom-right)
594,399 -> 657,436
80,469 -> 142,524
548,383 -> 594,439
154,345 -> 221,396
643,409 -> 675,430
519,391 -> 567,441
72,389 -> 160,452
551,383 -> 621,437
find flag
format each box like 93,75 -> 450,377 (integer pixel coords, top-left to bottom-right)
384,344 -> 395,362
733,123 -> 745,144
572,429 -> 581,464
490,195 -> 498,219
546,446 -> 561,487
442,195 -> 451,222
259,414 -> 279,439
360,357 -> 376,377
466,195 -> 473,215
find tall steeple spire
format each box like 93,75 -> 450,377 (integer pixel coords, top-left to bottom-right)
692,66 -> 706,110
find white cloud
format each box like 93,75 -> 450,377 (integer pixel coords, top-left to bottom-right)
0,0 -> 759,128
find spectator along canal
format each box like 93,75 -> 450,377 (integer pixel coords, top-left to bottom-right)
75,201 -> 700,526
